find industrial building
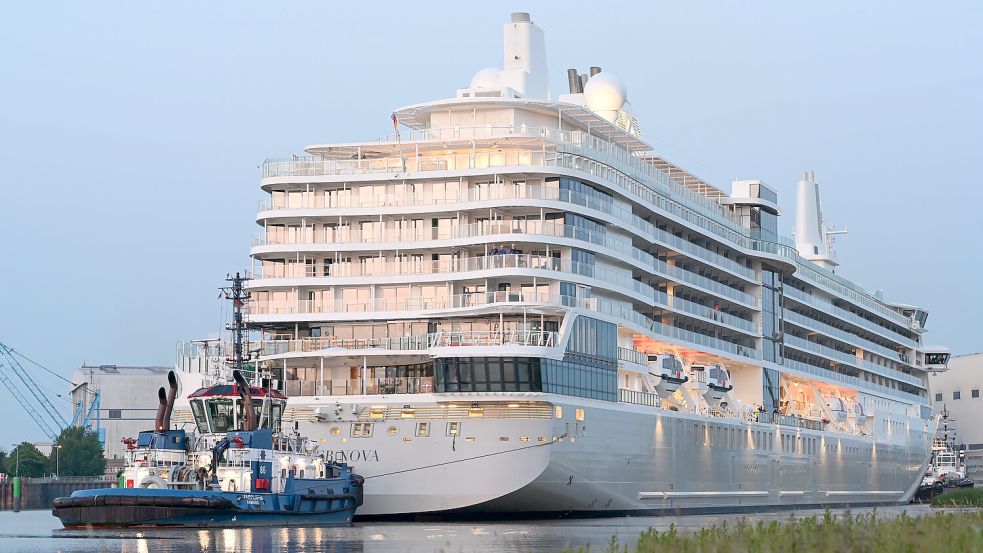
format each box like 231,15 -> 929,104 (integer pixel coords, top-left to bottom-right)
930,352 -> 983,485
69,364 -> 173,461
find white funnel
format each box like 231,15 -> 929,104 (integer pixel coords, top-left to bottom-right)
500,12 -> 550,99
794,171 -> 844,270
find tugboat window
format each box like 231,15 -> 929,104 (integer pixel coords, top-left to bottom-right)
190,400 -> 209,433
205,399 -> 234,433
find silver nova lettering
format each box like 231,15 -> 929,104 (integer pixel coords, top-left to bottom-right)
325,449 -> 380,463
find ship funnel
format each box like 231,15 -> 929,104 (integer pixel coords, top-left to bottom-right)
589,66 -> 602,76
794,171 -> 845,270
155,387 -> 167,432
233,369 -> 258,431
160,370 -> 178,431
500,12 -> 550,99
567,69 -> 583,93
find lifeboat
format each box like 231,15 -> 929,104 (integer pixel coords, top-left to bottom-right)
646,354 -> 689,396
695,364 -> 733,403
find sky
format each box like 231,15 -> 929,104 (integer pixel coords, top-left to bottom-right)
0,2 -> 980,447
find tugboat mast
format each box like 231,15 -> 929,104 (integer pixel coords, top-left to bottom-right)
221,272 -> 251,377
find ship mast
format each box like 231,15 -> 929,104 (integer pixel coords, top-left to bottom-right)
221,272 -> 251,378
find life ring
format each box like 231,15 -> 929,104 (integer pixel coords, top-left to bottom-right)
140,475 -> 168,489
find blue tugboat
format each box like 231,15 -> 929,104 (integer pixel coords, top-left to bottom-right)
53,370 -> 363,528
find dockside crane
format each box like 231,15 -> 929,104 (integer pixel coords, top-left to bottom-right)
0,342 -> 100,442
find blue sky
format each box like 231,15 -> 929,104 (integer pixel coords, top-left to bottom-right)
0,2 -> 980,446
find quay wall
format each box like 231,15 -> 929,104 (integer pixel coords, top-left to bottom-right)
0,477 -> 115,510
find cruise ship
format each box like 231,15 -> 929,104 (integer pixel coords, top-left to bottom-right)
175,13 -> 950,517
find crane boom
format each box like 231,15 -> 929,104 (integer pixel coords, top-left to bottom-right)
0,342 -> 69,441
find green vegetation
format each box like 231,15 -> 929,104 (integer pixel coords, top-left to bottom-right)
932,488 -> 983,506
3,442 -> 48,477
50,426 -> 106,476
578,511 -> 983,553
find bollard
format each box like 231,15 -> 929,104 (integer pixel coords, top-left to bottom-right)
12,477 -> 20,512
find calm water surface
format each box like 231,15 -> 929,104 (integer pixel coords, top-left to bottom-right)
0,505 -> 934,553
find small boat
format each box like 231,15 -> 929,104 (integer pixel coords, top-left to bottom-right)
646,353 -> 689,396
53,370 -> 363,528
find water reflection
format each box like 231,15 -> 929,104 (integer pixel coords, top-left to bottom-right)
1,505 -> 937,553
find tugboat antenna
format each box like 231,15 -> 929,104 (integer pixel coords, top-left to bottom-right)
221,272 -> 251,381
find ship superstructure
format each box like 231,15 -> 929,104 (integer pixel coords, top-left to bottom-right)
176,12 -> 949,516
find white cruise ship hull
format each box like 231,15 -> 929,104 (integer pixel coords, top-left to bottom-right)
286,394 -> 932,517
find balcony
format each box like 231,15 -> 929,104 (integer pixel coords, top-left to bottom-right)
257,331 -> 557,358
284,376 -> 434,397
619,388 -> 661,407
618,347 -> 648,366
262,125 -> 797,271
783,286 -> 917,349
252,254 -> 755,334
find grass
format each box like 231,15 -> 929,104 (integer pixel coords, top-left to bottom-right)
932,488 -> 983,507
573,510 -> 983,553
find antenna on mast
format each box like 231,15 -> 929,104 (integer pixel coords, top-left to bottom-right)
220,272 -> 251,381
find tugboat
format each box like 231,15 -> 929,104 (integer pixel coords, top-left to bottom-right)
914,405 -> 972,503
53,369 -> 363,527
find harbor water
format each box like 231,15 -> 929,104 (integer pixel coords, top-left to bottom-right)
0,504 -> 936,553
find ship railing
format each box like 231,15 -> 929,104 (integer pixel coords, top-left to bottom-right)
618,388 -> 661,407
248,291 -> 760,361
755,411 -> 826,431
262,133 -> 797,271
783,286 -> 917,349
253,243 -> 756,309
254,182 -> 763,283
783,335 -> 924,389
283,377 -> 435,397
618,348 -> 648,366
781,357 -> 925,404
250,254 -> 755,332
258,331 -> 558,359
252,216 -> 759,289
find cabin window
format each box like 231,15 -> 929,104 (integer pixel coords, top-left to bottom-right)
388,426 -> 398,436
190,400 -> 209,433
269,402 -> 284,433
350,423 -> 373,437
416,422 -> 430,437
446,422 -> 461,436
206,399 -> 234,433
575,408 -> 585,421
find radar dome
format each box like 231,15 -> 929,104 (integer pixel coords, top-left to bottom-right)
584,72 -> 627,114
470,67 -> 502,89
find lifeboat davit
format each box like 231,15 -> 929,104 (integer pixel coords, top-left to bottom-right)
825,397 -> 849,424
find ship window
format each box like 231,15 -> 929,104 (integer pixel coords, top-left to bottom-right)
954,391 -> 961,400
416,422 -> 430,437
935,393 -> 943,401
388,426 -> 398,436
351,423 -> 374,437
205,398 -> 234,433
575,408 -> 585,421
974,390 -> 980,398
446,422 -> 461,436
555,406 -> 563,419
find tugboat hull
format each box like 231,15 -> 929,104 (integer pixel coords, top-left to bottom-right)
53,486 -> 359,528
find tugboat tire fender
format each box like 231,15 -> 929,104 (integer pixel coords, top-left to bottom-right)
140,476 -> 168,489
